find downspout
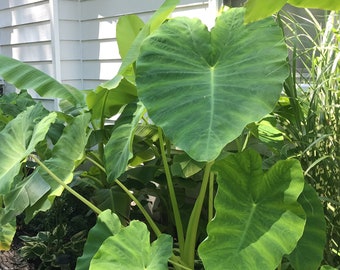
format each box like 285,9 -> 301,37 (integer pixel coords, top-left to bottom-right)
207,0 -> 222,29
50,0 -> 62,81
49,0 -> 62,110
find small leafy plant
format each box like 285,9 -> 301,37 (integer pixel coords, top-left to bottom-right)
19,225 -> 86,269
0,0 -> 337,269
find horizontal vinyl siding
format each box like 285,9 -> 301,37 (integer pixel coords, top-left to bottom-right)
0,42 -> 52,61
0,0 -> 53,72
0,0 -> 57,109
0,21 -> 51,44
0,0 -> 45,9
0,1 -> 50,27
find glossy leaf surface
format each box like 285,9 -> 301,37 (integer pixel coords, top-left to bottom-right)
90,221 -> 172,270
198,149 -> 306,270
136,8 -> 288,161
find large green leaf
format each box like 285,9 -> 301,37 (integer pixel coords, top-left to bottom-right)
0,55 -> 85,106
287,183 -> 326,270
287,0 -> 340,10
90,221 -> 172,270
24,113 -> 91,220
117,15 -> 145,59
244,0 -> 340,23
244,0 -> 287,23
136,8 -> 289,162
76,210 -> 121,270
0,104 -> 56,194
198,149 -> 306,270
102,0 -> 179,87
1,171 -> 50,224
116,15 -> 144,83
104,102 -> 145,182
44,113 -> 91,199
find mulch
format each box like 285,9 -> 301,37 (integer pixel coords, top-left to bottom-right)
0,237 -> 35,270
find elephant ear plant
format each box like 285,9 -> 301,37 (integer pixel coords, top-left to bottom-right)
0,2 -> 329,270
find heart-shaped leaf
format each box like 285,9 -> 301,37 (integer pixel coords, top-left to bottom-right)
198,149 -> 306,270
90,221 -> 172,270
136,8 -> 289,162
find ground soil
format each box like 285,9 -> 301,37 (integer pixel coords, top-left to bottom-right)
0,237 -> 34,270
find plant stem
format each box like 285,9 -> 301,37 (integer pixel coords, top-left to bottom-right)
241,131 -> 250,151
98,91 -> 110,160
183,161 -> 214,269
29,154 -> 102,215
85,155 -> 106,173
114,179 -> 162,237
158,127 -> 185,254
277,262 -> 282,270
168,258 -> 192,270
208,172 -> 215,221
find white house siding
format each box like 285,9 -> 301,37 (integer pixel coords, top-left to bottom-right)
0,0 -> 214,93
0,0 -> 59,109
0,0 -> 52,74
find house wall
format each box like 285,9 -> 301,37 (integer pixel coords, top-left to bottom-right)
0,0 -> 53,75
0,0 -> 58,109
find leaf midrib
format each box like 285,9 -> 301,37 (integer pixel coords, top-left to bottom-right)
237,203 -> 257,251
206,66 -> 215,154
